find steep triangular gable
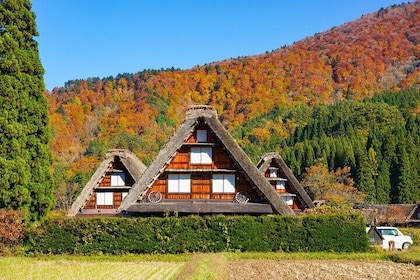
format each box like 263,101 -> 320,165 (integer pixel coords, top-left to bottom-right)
406,202 -> 420,223
257,152 -> 315,210
120,106 -> 294,215
68,149 -> 147,216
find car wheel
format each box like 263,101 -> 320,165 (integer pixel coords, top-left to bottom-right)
402,242 -> 411,250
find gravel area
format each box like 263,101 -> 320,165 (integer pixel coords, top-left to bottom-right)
227,260 -> 420,280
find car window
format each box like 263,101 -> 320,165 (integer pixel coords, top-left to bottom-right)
379,229 -> 399,236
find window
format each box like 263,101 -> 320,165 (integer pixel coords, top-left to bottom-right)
276,181 -> 286,190
191,147 -> 212,164
379,229 -> 399,236
97,192 -> 113,206
111,173 -> 125,186
269,169 -> 277,178
212,174 -> 235,193
197,129 -> 207,142
282,196 -> 294,206
168,174 -> 191,193
122,192 -> 128,200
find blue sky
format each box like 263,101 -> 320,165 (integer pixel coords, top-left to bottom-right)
30,1 -> 407,91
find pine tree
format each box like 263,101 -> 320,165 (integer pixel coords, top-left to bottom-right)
0,0 -> 53,220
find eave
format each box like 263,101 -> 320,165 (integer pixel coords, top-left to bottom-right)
125,201 -> 273,215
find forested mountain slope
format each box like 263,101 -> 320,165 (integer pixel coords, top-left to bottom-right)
47,2 -> 420,208
233,89 -> 420,204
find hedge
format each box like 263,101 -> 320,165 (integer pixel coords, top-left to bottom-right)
25,213 -> 369,254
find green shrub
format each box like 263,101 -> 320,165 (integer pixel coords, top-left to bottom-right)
25,213 -> 369,255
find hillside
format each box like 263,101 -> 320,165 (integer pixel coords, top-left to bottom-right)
47,2 -> 420,208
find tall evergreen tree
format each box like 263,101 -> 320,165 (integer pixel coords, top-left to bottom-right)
0,0 -> 53,220
374,160 -> 391,204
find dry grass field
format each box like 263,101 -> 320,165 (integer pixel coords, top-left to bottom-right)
1,228 -> 419,280
0,258 -> 185,280
1,253 -> 419,280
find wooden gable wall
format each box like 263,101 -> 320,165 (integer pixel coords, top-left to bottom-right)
82,157 -> 134,210
144,122 -> 262,202
262,159 -> 302,210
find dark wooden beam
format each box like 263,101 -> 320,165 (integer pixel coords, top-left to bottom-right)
125,201 -> 273,214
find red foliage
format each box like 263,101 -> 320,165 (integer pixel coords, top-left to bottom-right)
0,209 -> 25,252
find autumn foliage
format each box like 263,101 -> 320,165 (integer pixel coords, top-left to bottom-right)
0,209 -> 25,254
301,162 -> 366,207
45,2 -> 420,208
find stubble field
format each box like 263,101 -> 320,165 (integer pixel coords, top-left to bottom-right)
227,259 -> 420,280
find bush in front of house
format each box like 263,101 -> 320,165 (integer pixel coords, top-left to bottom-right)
25,213 -> 368,255
0,209 -> 26,255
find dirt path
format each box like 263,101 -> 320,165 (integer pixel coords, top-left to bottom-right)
227,260 -> 420,280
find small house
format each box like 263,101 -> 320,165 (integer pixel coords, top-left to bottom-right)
68,149 -> 147,216
257,152 -> 314,213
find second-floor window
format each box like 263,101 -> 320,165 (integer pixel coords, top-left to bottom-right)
111,173 -> 125,186
191,147 -> 212,164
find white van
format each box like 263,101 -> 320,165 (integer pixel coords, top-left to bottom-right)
375,226 -> 413,250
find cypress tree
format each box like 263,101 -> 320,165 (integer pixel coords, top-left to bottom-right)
375,160 -> 391,204
0,0 -> 53,220
397,136 -> 419,203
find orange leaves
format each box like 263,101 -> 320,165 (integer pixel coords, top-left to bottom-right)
252,127 -> 271,144
45,3 -> 420,204
301,162 -> 366,207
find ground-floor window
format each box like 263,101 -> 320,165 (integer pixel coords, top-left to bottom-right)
282,195 -> 294,206
212,174 -> 235,193
168,174 -> 191,193
97,192 -> 113,205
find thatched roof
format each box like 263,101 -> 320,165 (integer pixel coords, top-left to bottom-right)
120,106 -> 295,215
257,152 -> 315,209
68,149 -> 147,217
360,204 -> 417,226
406,202 -> 420,223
